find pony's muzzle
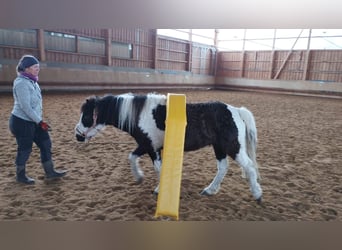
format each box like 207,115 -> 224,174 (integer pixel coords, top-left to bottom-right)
76,134 -> 86,142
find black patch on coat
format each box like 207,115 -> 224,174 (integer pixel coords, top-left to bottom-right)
152,101 -> 240,160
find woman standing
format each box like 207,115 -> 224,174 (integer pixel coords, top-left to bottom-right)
9,55 -> 67,184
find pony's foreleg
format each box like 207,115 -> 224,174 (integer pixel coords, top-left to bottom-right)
200,158 -> 228,196
128,152 -> 144,184
235,151 -> 262,203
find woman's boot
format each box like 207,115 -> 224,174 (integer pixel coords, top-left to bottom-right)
42,160 -> 67,179
16,165 -> 35,184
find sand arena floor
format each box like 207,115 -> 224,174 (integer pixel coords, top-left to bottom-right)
0,89 -> 341,221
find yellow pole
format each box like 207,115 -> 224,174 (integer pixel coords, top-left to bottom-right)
155,94 -> 187,220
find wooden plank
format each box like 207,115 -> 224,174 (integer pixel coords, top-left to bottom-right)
105,29 -> 112,66
240,51 -> 245,77
274,30 -> 304,79
37,29 -> 46,61
268,50 -> 275,79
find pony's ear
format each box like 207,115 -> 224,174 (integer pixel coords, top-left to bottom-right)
85,96 -> 96,104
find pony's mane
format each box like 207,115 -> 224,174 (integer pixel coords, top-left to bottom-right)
117,93 -> 135,132
116,93 -> 166,133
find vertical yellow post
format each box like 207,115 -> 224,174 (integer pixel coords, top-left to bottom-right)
155,93 -> 187,220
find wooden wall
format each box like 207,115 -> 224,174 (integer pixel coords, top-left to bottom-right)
0,28 -> 215,75
217,50 -> 342,83
1,29 -> 342,84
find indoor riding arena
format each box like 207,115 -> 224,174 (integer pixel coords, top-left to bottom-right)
0,29 -> 341,221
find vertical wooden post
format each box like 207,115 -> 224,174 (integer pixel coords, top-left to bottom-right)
75,35 -> 79,53
105,29 -> 112,66
302,29 -> 312,80
153,29 -> 158,70
269,50 -> 275,79
37,29 -> 46,61
240,29 -> 247,78
269,29 -> 276,79
213,29 -> 219,76
302,50 -> 311,81
240,51 -> 245,78
187,29 -> 193,72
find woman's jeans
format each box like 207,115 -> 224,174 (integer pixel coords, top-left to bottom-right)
9,114 -> 52,166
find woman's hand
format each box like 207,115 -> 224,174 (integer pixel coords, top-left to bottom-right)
39,120 -> 51,131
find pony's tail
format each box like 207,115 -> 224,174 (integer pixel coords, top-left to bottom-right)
238,107 -> 261,180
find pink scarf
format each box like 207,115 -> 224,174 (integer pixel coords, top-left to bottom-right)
21,72 -> 38,82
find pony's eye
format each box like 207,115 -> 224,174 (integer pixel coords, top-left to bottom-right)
82,115 -> 93,127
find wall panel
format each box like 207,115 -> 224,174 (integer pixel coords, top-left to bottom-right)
217,49 -> 342,83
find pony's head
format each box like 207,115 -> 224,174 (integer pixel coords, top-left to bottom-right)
75,96 -> 105,142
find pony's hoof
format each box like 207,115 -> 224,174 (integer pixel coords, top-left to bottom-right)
200,190 -> 211,196
256,197 -> 262,205
135,177 -> 143,185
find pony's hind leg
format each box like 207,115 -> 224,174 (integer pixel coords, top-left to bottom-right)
128,147 -> 146,184
235,150 -> 262,203
201,153 -> 229,196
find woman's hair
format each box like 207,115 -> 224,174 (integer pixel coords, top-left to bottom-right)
16,55 -> 39,73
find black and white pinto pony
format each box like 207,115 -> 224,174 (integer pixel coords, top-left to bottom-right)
75,93 -> 262,203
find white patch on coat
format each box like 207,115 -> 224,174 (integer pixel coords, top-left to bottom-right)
138,93 -> 167,150
75,112 -> 105,140
227,104 -> 246,150
75,113 -> 87,135
227,104 -> 262,200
